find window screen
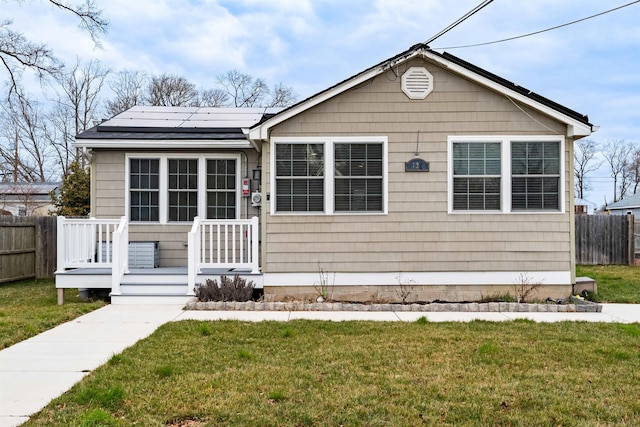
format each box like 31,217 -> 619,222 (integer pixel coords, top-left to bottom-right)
275,143 -> 324,212
130,158 -> 159,221
452,142 -> 501,210
511,141 -> 560,210
334,143 -> 383,212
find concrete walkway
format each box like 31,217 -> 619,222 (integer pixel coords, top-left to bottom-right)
1,304 -> 639,427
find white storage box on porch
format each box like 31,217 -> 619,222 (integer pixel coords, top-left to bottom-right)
100,241 -> 159,268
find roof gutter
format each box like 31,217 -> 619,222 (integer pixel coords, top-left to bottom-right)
72,139 -> 254,150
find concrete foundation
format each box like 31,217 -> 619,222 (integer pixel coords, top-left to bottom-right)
264,284 -> 573,303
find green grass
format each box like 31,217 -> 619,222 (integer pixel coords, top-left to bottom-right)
0,278 -> 106,348
576,265 -> 640,303
25,320 -> 640,426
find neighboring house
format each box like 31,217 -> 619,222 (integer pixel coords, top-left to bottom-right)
607,193 -> 640,216
0,182 -> 59,216
56,43 -> 594,304
574,198 -> 597,215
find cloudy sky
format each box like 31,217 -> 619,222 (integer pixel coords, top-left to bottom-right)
4,0 -> 640,205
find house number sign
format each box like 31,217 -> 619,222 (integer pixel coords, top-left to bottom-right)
405,158 -> 429,172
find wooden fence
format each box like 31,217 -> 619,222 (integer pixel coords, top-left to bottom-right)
0,216 -> 57,283
575,214 -> 635,265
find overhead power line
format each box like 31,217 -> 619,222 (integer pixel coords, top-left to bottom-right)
433,0 -> 640,50
424,0 -> 494,45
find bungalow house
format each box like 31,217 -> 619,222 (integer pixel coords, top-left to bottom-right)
55,43 -> 594,304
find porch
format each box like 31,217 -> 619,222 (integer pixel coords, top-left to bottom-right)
54,216 -> 262,304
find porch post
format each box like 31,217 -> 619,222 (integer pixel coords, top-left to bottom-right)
56,216 -> 66,273
251,216 -> 260,273
187,217 -> 200,295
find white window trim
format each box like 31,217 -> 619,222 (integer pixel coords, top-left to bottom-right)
270,136 -> 388,216
125,153 -> 241,224
447,135 -> 565,214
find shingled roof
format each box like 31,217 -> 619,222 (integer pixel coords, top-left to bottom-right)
74,106 -> 282,148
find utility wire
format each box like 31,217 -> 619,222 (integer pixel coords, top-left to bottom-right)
425,0 -> 494,45
433,0 -> 640,50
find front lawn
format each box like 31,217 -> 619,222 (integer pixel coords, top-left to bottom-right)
0,278 -> 106,348
25,320 -> 640,426
576,265 -> 640,303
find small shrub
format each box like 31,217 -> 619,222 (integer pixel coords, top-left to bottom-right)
396,273 -> 416,304
314,263 -> 335,302
195,275 -> 254,302
513,273 -> 542,303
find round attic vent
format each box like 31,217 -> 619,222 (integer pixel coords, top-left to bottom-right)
401,67 -> 433,100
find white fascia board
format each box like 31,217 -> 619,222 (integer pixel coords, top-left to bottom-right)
419,51 -> 593,137
72,139 -> 254,150
242,128 -> 261,152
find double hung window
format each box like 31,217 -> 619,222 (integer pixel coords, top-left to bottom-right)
449,137 -> 563,213
273,137 -> 387,215
128,155 -> 239,223
511,141 -> 560,210
130,159 -> 160,221
334,143 -> 383,212
452,142 -> 501,210
275,143 -> 324,212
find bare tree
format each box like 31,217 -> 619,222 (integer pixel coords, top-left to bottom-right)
0,1 -> 107,95
0,88 -> 55,181
216,70 -> 270,107
573,139 -> 601,200
267,82 -> 298,107
105,69 -> 147,117
147,74 -> 198,106
198,88 -> 229,107
602,139 -> 633,202
55,59 -> 110,133
48,59 -> 109,174
627,146 -> 640,195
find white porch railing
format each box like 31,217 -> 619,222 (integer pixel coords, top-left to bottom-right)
188,216 -> 260,290
58,216 -> 259,296
56,216 -> 121,270
110,217 -> 129,295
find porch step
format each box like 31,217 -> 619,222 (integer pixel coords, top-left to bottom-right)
121,269 -> 188,285
119,282 -> 190,295
110,294 -> 194,305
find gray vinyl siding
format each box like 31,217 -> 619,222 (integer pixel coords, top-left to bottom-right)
263,57 -> 573,275
92,148 -> 260,267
